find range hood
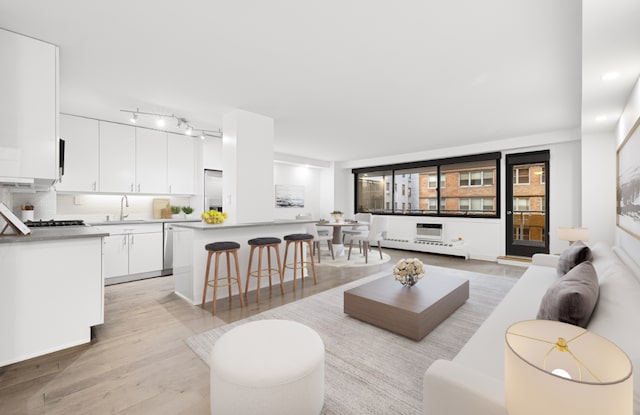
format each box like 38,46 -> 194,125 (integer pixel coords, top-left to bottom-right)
0,177 -> 55,193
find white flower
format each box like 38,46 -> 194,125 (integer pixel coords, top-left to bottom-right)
393,258 -> 425,284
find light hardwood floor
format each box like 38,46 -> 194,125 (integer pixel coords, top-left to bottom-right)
0,249 -> 525,414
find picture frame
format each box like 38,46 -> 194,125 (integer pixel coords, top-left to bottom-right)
616,116 -> 640,240
275,184 -> 305,208
0,202 -> 31,236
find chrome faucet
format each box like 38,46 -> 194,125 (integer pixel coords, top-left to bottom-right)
120,194 -> 129,221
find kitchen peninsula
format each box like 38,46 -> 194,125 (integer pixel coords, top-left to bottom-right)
172,220 -> 315,305
0,226 -> 108,366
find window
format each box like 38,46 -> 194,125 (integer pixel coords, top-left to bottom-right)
514,167 -> 530,184
353,152 -> 500,217
459,198 -> 494,213
459,170 -> 494,187
513,197 -> 530,211
355,170 -> 392,213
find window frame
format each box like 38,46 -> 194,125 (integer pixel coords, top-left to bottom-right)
353,152 -> 501,218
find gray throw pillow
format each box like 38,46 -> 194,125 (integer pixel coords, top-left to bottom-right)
537,261 -> 599,328
557,240 -> 593,276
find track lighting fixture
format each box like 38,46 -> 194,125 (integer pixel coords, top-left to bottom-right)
119,108 -> 222,138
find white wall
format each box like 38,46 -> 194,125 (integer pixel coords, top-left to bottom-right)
615,76 -> 640,266
272,162 -> 333,220
581,132 -> 616,246
336,129 -> 582,260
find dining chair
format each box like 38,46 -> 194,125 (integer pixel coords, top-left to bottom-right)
347,216 -> 388,263
306,223 -> 334,263
342,212 -> 372,251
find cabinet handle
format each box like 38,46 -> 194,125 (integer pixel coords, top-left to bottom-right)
137,184 -> 141,192
92,181 -> 97,191
169,184 -> 172,194
130,235 -> 134,245
122,235 -> 127,246
130,183 -> 134,192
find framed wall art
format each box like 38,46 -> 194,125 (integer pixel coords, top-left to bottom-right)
275,184 -> 305,208
617,117 -> 640,239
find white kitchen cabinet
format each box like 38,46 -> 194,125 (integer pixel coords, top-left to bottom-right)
167,133 -> 196,194
99,121 -> 136,193
0,28 -> 58,181
57,114 -> 99,192
99,223 -> 163,282
0,237 -> 103,366
128,231 -> 163,274
102,234 -> 129,278
136,128 -> 167,194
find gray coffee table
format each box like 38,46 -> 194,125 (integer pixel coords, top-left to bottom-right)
343,272 -> 469,341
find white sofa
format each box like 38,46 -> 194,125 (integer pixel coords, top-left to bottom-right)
423,242 -> 640,415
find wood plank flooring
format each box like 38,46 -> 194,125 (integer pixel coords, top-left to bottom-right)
0,249 -> 525,414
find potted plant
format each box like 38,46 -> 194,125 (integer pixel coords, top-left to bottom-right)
181,206 -> 194,219
170,205 -> 181,219
330,210 -> 344,223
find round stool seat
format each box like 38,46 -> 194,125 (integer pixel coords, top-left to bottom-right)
248,237 -> 282,246
205,241 -> 240,251
284,233 -> 313,241
210,319 -> 325,415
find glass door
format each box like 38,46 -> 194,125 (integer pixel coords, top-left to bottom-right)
505,151 -> 549,257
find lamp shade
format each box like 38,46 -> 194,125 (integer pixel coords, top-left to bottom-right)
505,320 -> 632,415
558,226 -> 589,242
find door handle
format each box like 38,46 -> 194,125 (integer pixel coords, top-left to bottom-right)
507,211 -> 513,215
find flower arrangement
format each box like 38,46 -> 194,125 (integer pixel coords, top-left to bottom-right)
393,258 -> 425,287
330,210 -> 344,222
201,210 -> 228,224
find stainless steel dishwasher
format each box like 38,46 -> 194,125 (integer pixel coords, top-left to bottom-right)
162,222 -> 174,275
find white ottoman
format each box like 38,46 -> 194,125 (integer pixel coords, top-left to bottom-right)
210,319 -> 325,415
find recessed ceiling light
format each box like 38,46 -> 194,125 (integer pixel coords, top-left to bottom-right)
156,118 -> 166,128
601,72 -> 619,81
595,115 -> 608,122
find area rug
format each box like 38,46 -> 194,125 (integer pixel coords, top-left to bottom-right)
186,266 -> 517,414
314,250 -> 391,268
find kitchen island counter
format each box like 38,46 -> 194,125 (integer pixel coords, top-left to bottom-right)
172,220 -> 316,305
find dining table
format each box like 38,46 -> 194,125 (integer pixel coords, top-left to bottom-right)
316,220 -> 369,256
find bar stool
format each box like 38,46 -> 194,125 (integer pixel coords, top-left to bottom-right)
282,233 -> 317,290
245,237 -> 284,303
202,241 -> 244,315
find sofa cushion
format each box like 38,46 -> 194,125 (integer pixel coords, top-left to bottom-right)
537,261 -> 599,328
557,240 -> 593,276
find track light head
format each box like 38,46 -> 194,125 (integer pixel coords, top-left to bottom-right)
129,113 -> 138,123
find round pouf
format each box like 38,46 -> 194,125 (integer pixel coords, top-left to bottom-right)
210,319 -> 325,415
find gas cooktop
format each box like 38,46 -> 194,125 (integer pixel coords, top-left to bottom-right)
25,219 -> 86,228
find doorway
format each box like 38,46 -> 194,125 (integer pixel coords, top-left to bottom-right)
505,151 -> 549,257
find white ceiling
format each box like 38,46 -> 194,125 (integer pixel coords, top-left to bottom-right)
0,1 -> 638,162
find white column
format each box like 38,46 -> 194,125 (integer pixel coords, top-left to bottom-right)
222,110 -> 275,223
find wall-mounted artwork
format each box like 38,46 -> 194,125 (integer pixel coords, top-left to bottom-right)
617,118 -> 640,239
275,184 -> 305,208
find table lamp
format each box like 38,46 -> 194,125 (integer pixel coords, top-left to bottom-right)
505,320 -> 632,415
558,227 -> 589,244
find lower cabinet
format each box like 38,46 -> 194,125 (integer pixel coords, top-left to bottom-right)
100,223 -> 163,283
0,237 -> 103,366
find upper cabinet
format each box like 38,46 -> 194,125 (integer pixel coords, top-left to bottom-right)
135,128 -> 167,194
167,133 -> 196,195
99,122 -> 136,193
0,29 -> 58,181
57,114 -> 99,192
56,114 -> 196,195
